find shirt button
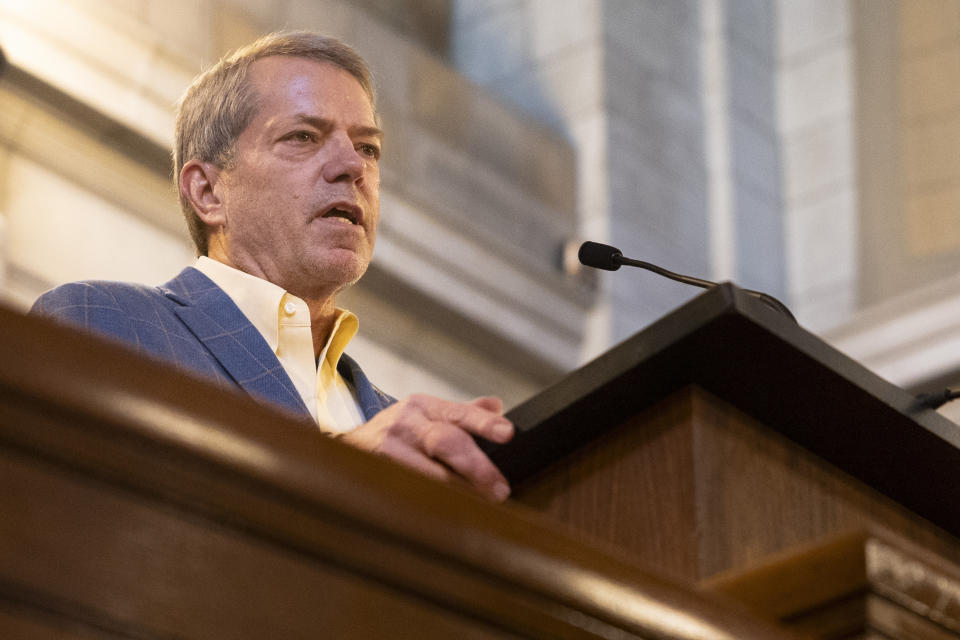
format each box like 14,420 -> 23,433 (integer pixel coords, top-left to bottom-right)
283,301 -> 297,316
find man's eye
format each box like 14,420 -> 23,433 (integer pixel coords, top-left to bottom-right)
358,143 -> 380,159
286,131 -> 316,143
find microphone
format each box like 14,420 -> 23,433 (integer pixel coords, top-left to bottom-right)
577,241 -> 622,271
578,241 -> 797,323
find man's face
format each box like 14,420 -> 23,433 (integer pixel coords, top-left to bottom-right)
211,56 -> 381,301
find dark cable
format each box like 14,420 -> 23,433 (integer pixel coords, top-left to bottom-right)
914,389 -> 960,410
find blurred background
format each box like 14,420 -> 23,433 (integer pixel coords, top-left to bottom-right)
1,0 -> 958,421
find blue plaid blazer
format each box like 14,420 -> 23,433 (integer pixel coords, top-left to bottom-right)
30,267 -> 396,422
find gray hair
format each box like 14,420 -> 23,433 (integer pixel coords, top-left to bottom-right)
173,31 -> 376,255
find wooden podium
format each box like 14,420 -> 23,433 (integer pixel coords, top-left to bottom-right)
494,283 -> 960,571
493,283 -> 960,637
2,283 -> 960,638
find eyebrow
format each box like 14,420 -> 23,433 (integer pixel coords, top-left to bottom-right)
292,114 -> 383,140
352,125 -> 385,141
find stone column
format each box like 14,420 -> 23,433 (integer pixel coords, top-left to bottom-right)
453,0 -> 713,352
776,0 -> 858,330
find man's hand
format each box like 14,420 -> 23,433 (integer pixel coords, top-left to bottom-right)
340,395 -> 514,502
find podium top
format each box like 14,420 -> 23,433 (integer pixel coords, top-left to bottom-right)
493,283 -> 960,538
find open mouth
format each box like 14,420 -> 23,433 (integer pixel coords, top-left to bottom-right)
321,204 -> 362,225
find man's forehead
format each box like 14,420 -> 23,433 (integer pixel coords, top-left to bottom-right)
246,55 -> 376,123
248,55 -> 371,98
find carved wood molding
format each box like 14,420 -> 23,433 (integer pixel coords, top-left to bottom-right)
705,529 -> 960,639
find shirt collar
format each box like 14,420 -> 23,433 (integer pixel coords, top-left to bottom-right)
320,308 -> 358,371
193,256 -> 357,359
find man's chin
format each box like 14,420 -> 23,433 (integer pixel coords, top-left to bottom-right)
298,255 -> 371,296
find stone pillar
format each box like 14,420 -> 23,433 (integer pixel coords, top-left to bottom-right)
452,0 -> 612,357
724,0 -> 786,300
453,0 -> 713,351
602,0 -> 710,342
776,0 -> 858,330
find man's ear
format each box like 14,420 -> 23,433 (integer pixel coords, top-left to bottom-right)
179,160 -> 226,228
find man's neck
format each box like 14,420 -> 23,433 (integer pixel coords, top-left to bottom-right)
199,252 -> 343,360
305,297 -> 340,360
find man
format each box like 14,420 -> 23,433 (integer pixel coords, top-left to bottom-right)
30,31 -> 513,502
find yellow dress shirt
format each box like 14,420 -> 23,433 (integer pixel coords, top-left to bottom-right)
194,257 -> 366,434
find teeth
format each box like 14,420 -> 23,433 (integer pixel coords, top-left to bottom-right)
324,208 -> 357,224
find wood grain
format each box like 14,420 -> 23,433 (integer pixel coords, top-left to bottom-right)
705,530 -> 960,639
514,387 -> 960,584
0,305 -> 799,640
513,390 -> 700,582
691,389 -> 960,575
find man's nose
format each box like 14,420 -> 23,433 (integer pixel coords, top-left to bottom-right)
322,133 -> 365,184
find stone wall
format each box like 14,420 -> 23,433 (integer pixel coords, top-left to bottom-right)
775,0 -> 858,332
3,0 -> 960,415
0,0 -> 588,408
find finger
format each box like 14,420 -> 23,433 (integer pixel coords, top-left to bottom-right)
421,421 -> 511,502
421,397 -> 513,444
377,436 -> 458,484
471,396 -> 504,414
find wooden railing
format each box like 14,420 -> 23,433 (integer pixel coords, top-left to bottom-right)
0,305 -> 795,640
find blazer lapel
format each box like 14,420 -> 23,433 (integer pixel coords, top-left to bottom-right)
338,353 -> 396,421
161,268 -> 310,419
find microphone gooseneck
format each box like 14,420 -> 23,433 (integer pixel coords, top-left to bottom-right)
579,243 -> 960,410
578,241 -> 797,323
